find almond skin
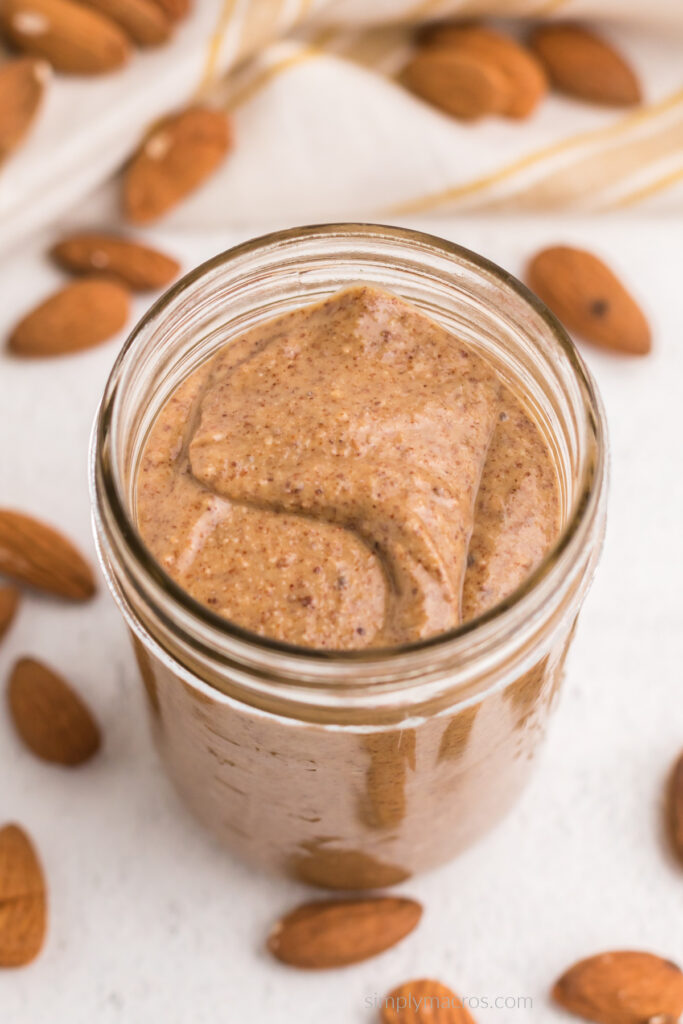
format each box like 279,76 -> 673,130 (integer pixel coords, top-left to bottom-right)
0,586 -> 21,644
381,979 -> 477,1023
0,824 -> 47,967
51,232 -> 180,291
422,23 -> 547,118
530,24 -> 641,107
78,0 -> 171,47
526,245 -> 651,355
669,750 -> 683,867
0,509 -> 96,600
8,277 -> 130,357
123,106 -> 232,224
0,57 -> 50,162
267,897 -> 422,969
0,0 -> 131,75
553,951 -> 683,1024
8,657 -> 101,766
403,47 -> 509,121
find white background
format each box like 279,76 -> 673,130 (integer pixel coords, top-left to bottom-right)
1,215 -> 682,1022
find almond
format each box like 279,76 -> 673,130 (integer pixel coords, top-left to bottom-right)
267,896 -> 422,969
553,951 -> 683,1024
0,585 -> 21,644
0,57 -> 50,161
422,24 -> 547,118
123,106 -> 232,224
0,509 -> 96,600
529,24 -> 641,107
381,979 -> 477,1023
0,824 -> 47,967
403,47 -> 509,121
8,277 -> 130,357
51,232 -> 180,290
0,0 -> 131,74
8,657 -> 101,765
526,245 -> 651,355
78,0 -> 171,47
668,750 -> 683,867
148,0 -> 188,21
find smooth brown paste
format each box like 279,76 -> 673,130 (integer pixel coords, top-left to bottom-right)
136,286 -> 560,649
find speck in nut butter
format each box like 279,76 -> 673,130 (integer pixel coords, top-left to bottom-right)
93,226 -> 607,887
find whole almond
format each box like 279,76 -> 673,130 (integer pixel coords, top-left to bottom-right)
0,586 -> 21,644
8,657 -> 101,765
51,232 -> 180,290
0,824 -> 47,967
0,0 -> 131,74
422,24 -> 547,118
0,509 -> 96,600
526,245 -> 651,355
123,106 -> 232,224
530,24 -> 641,107
0,57 -> 50,161
668,750 -> 683,867
381,979 -> 477,1023
148,0 -> 188,21
267,897 -> 422,969
403,48 -> 509,121
8,277 -> 130,357
553,951 -> 683,1024
78,0 -> 170,46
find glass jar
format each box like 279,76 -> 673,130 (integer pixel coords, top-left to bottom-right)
91,224 -> 608,889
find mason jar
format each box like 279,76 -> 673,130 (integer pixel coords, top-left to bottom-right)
91,224 -> 608,889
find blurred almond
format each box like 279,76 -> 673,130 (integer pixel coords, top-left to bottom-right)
381,979 -> 477,1023
8,657 -> 101,766
267,897 -> 422,969
0,57 -> 50,161
0,586 -> 21,644
526,245 -> 651,355
148,0 -> 188,21
553,951 -> 683,1024
669,750 -> 683,867
0,824 -> 47,966
403,47 -> 509,120
78,0 -> 171,46
422,23 -> 547,118
0,0 -> 131,74
51,232 -> 180,290
123,106 -> 232,224
530,24 -> 641,106
8,278 -> 130,357
0,509 -> 96,600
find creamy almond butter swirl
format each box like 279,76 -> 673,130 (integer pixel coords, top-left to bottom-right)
136,286 -> 560,649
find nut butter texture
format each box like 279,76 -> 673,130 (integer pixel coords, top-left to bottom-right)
136,285 -> 559,648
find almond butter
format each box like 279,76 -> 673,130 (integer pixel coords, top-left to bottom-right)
51,232 -> 180,290
78,0 -> 171,47
422,24 -> 547,118
529,24 -> 641,107
0,824 -> 47,967
8,657 -> 101,765
526,245 -> 651,355
0,509 -> 96,600
8,277 -> 130,357
553,951 -> 683,1024
403,47 -> 509,121
0,0 -> 131,75
381,979 -> 477,1023
668,750 -> 683,867
0,586 -> 21,644
267,896 -> 422,969
0,57 -> 50,162
123,106 -> 232,224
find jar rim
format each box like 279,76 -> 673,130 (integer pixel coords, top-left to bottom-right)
92,222 -> 607,676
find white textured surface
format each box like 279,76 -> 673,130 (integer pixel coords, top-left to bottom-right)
1,216 -> 682,1022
